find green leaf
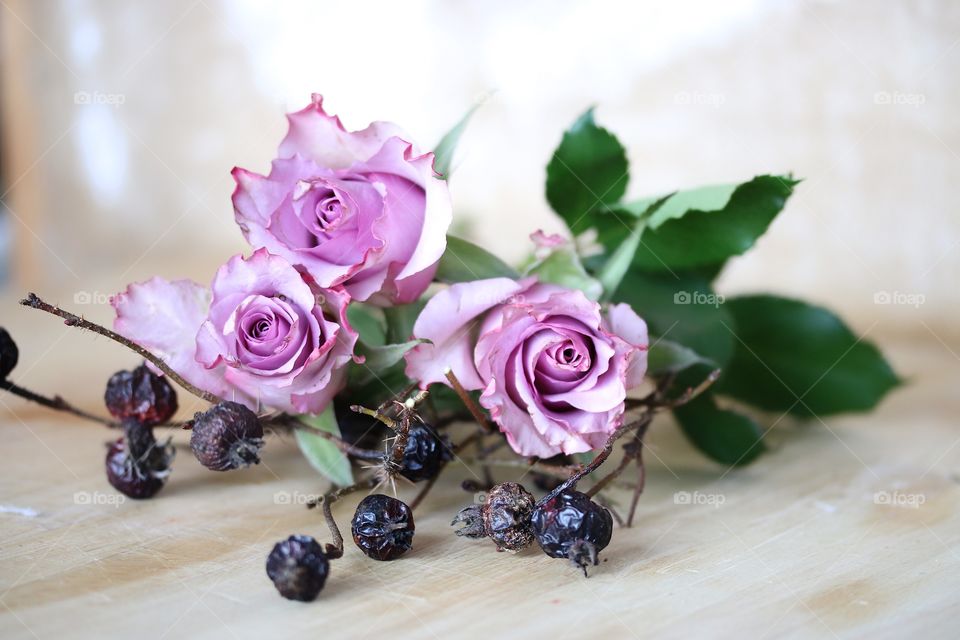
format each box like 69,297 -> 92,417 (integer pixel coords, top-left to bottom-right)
546,108 -> 629,233
347,304 -> 386,347
673,392 -> 766,466
612,268 -> 735,367
383,301 -> 425,344
436,235 -> 519,283
433,94 -> 490,179
356,340 -> 424,374
594,194 -> 673,299
647,339 -> 715,377
717,295 -> 901,416
295,406 -> 354,486
524,244 -> 602,301
630,175 -> 799,272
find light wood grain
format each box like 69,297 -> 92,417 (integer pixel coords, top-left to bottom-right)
0,308 -> 957,640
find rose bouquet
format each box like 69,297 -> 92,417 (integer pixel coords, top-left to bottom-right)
1,95 -> 899,599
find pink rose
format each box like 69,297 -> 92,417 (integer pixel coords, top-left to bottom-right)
112,249 -> 357,414
231,94 -> 452,306
404,278 -> 648,458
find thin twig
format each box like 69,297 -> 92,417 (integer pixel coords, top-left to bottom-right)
1,379 -> 116,426
20,293 -> 220,404
538,409 -> 654,506
444,368 -> 493,433
308,477 -> 378,558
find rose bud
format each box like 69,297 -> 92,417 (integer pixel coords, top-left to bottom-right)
104,364 -> 178,426
189,401 -> 264,471
0,327 -> 19,380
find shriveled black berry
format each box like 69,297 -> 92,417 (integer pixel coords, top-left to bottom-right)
0,328 -> 19,380
399,422 -> 452,482
351,494 -> 415,561
104,364 -> 178,426
452,482 -> 536,551
266,535 -> 330,602
190,401 -> 264,471
531,490 -> 614,576
104,429 -> 173,499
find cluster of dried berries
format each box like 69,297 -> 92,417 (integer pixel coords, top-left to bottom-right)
0,322 -> 642,603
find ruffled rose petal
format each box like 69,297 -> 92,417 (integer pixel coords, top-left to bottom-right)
112,277 -> 229,399
604,303 -> 649,389
405,277 -> 535,389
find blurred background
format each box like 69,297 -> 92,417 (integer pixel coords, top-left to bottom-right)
0,0 -> 957,399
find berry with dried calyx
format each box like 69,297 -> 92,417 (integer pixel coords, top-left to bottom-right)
531,490 -> 614,576
104,364 -> 178,426
0,328 -> 18,380
452,481 -> 536,551
104,425 -> 173,499
189,401 -> 264,471
351,494 -> 415,561
266,535 -> 330,601
399,422 -> 452,482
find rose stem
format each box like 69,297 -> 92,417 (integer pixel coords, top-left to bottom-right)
275,414 -> 384,460
443,368 -> 493,433
409,475 -> 439,511
0,379 -> 116,427
309,477 -> 379,558
626,449 -> 647,527
378,381 -> 419,416
20,293 -> 221,404
538,410 -> 654,506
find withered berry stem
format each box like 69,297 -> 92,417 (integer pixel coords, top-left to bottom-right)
308,477 -> 378,558
20,293 -> 220,404
444,368 -> 493,433
349,405 -> 396,429
538,409 -> 655,507
0,379 -> 116,426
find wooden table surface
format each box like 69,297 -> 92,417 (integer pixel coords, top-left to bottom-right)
0,304 -> 958,640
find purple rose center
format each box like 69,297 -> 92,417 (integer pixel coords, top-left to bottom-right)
229,294 -> 317,374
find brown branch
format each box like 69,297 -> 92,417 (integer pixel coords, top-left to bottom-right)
1,379 -> 116,426
308,477 -> 378,559
444,368 -> 493,433
274,414 -> 384,460
20,293 -> 220,404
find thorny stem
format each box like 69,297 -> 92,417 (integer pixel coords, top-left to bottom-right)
20,293 -> 221,404
0,379 -> 116,426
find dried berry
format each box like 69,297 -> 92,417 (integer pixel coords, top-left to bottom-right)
104,364 -> 178,426
104,428 -> 173,499
399,422 -> 452,482
0,328 -> 18,380
266,535 -> 330,602
531,490 -> 614,576
189,401 -> 264,471
452,482 -> 536,551
351,494 -> 415,561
